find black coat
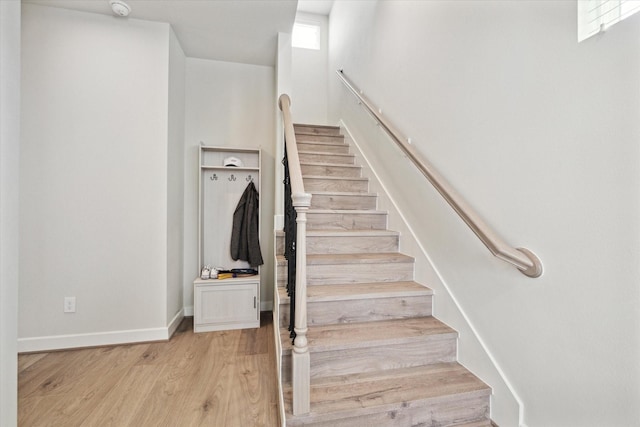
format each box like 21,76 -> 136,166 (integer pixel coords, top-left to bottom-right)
230,182 -> 263,267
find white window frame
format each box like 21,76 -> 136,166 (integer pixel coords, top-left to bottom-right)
578,0 -> 640,41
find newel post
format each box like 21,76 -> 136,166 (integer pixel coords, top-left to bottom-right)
291,192 -> 311,415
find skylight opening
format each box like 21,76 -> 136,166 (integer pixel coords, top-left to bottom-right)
292,22 -> 321,50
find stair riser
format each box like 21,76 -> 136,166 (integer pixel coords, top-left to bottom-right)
308,262 -> 414,285
301,164 -> 361,178
311,194 -> 377,210
282,337 -> 456,383
307,212 -> 387,230
303,177 -> 368,193
298,142 -> 350,154
275,233 -> 396,255
294,125 -> 341,136
306,235 -> 398,254
299,152 -> 355,165
285,394 -> 490,427
296,134 -> 345,143
280,295 -> 433,326
277,262 -> 414,286
276,234 -> 284,255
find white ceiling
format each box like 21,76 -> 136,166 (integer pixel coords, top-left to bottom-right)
297,0 -> 334,16
23,0 -> 302,66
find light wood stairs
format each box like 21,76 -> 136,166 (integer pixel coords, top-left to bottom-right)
276,124 -> 493,427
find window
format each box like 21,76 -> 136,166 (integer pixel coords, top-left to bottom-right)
578,0 -> 640,41
292,21 -> 321,50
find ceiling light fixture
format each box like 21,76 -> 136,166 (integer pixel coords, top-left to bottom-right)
109,0 -> 131,17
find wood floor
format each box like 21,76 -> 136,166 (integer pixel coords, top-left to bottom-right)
18,313 -> 279,427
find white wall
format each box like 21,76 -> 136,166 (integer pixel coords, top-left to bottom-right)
275,31 -> 293,223
167,27 -> 186,329
0,1 -> 20,424
292,12 -> 329,125
183,58 -> 276,313
20,4 -> 173,349
329,1 -> 640,426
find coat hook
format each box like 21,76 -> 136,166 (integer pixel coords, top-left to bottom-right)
210,173 -> 218,181
246,175 -> 252,182
228,174 -> 236,182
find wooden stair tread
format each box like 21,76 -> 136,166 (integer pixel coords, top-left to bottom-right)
294,123 -> 341,129
298,150 -> 354,157
278,281 -> 432,303
294,131 -> 341,136
304,175 -> 368,181
284,363 -> 490,420
296,139 -> 346,146
308,208 -> 387,215
301,161 -> 360,168
281,317 -> 456,354
310,190 -> 377,197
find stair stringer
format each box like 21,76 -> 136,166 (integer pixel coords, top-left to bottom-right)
273,229 -> 286,427
339,119 -> 522,427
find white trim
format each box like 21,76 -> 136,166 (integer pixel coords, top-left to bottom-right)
275,213 -> 284,229
260,300 -> 273,311
183,305 -> 194,316
340,119 -> 525,425
273,284 -> 286,427
167,308 -> 184,338
18,326 -> 170,353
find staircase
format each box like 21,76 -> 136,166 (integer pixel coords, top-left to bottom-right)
276,124 -> 493,427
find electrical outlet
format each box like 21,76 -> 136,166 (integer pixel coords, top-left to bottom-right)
64,297 -> 76,313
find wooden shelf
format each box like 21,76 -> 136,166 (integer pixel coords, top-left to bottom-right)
201,166 -> 259,172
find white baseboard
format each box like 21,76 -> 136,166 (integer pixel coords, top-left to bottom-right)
183,305 -> 194,316
167,308 -> 184,338
18,326 -> 169,353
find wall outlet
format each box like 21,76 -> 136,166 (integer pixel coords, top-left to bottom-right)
64,296 -> 76,313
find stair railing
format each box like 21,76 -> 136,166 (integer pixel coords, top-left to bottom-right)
278,94 -> 311,415
336,70 -> 543,278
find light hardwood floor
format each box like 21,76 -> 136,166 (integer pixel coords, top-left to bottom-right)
18,313 -> 279,427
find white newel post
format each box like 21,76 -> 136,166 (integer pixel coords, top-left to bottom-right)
292,193 -> 312,415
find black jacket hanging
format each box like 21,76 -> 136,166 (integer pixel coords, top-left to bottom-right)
230,181 -> 263,267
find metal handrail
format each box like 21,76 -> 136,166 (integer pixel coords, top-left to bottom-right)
336,70 -> 543,278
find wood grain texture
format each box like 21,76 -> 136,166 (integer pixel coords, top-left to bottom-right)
18,314 -> 279,427
276,253 -> 416,286
297,141 -> 350,154
298,151 -> 355,165
284,363 -> 490,426
279,283 -> 433,326
306,209 -> 388,230
303,176 -> 369,193
301,163 -> 361,177
305,230 -> 399,255
294,124 -> 342,136
310,191 -> 378,210
295,134 -> 345,143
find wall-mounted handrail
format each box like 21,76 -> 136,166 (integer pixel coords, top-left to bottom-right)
336,70 -> 543,278
278,94 -> 311,415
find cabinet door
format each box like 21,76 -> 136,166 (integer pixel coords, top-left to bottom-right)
195,283 -> 258,326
